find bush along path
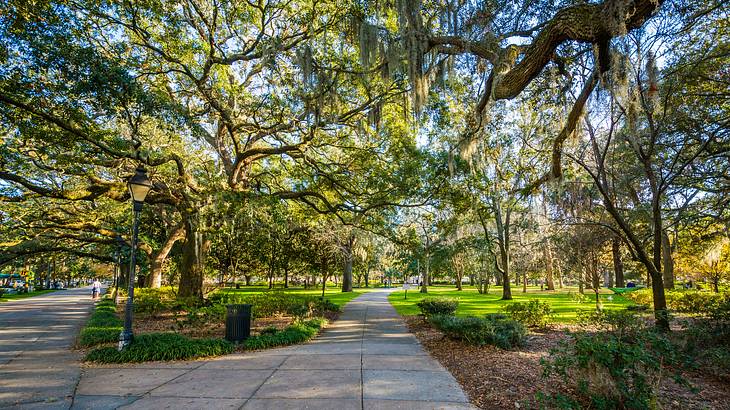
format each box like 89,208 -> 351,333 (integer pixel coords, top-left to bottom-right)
73,288 -> 476,409
80,289 -> 336,363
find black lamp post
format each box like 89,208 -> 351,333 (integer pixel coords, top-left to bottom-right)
119,166 -> 152,350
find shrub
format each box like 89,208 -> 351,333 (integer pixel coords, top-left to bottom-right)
429,314 -> 526,349
132,287 -> 178,316
243,318 -> 326,350
85,333 -> 233,363
542,311 -> 683,409
259,326 -> 279,336
175,304 -> 227,331
78,299 -> 123,347
417,297 -> 458,317
681,296 -> 730,379
503,300 -> 553,327
671,291 -> 727,314
210,291 -> 339,319
625,289 -> 729,315
578,309 -> 643,334
569,291 -> 589,304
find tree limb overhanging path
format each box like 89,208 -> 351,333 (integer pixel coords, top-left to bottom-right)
74,289 -> 474,409
0,286 -> 102,409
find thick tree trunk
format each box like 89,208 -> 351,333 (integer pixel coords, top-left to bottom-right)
612,238 -> 625,287
364,265 -> 370,288
178,215 -> 208,300
522,271 -> 527,293
342,234 -> 355,292
149,224 -> 185,289
544,243 -> 555,290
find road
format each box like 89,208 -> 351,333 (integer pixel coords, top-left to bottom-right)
0,286 -> 100,409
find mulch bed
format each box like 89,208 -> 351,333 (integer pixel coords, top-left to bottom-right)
404,316 -> 730,410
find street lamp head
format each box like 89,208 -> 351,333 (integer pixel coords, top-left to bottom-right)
127,166 -> 153,203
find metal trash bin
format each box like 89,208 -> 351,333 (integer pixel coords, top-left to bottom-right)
225,304 -> 252,342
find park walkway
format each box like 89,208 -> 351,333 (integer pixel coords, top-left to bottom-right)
0,286 -> 100,409
74,289 -> 474,409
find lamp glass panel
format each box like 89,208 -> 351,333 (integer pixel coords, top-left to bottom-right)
128,183 -> 151,202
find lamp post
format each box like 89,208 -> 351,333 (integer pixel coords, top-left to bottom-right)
119,166 -> 152,351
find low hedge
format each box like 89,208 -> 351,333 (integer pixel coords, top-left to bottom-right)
503,299 -> 553,327
85,333 -> 233,363
78,298 -> 123,347
417,297 -> 459,317
244,318 -> 326,350
208,291 -> 340,319
429,314 -> 526,349
624,289 -> 729,315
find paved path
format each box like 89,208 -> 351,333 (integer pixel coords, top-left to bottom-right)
0,286 -> 100,409
74,289 -> 473,409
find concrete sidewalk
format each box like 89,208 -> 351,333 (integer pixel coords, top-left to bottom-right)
74,289 -> 474,409
0,286 -> 101,409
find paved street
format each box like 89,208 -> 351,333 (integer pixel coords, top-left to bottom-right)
0,287 -> 100,409
74,289 -> 474,410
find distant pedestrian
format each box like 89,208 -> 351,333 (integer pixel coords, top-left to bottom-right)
92,279 -> 101,300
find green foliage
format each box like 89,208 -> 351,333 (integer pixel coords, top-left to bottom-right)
210,291 -> 339,319
133,287 -> 178,316
577,309 -> 643,334
174,305 -> 227,331
609,287 -> 644,295
259,326 -> 279,336
569,291 -> 589,304
417,297 -> 458,317
542,311 -> 683,409
428,314 -> 526,349
624,289 -> 729,315
681,297 -> 730,378
671,291 -> 728,314
78,299 -> 123,347
85,333 -> 233,363
503,299 -> 553,327
243,318 -> 326,350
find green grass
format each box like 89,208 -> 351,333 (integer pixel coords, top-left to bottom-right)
389,285 -> 634,323
0,289 -> 57,302
216,285 -> 374,307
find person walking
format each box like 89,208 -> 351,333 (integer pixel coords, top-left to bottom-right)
92,279 -> 102,300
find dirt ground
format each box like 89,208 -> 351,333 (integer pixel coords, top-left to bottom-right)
404,316 -> 730,409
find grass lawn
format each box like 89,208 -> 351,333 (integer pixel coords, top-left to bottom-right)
215,285 -> 375,307
388,285 -> 634,323
0,289 -> 57,303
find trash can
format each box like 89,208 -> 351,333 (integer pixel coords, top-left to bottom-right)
225,304 -> 252,342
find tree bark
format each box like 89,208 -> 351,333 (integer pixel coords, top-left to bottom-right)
612,237 -> 625,287
544,243 -> 555,290
178,214 -> 208,299
661,231 -> 674,290
342,233 -> 355,292
420,253 -> 430,293
149,224 -> 185,288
